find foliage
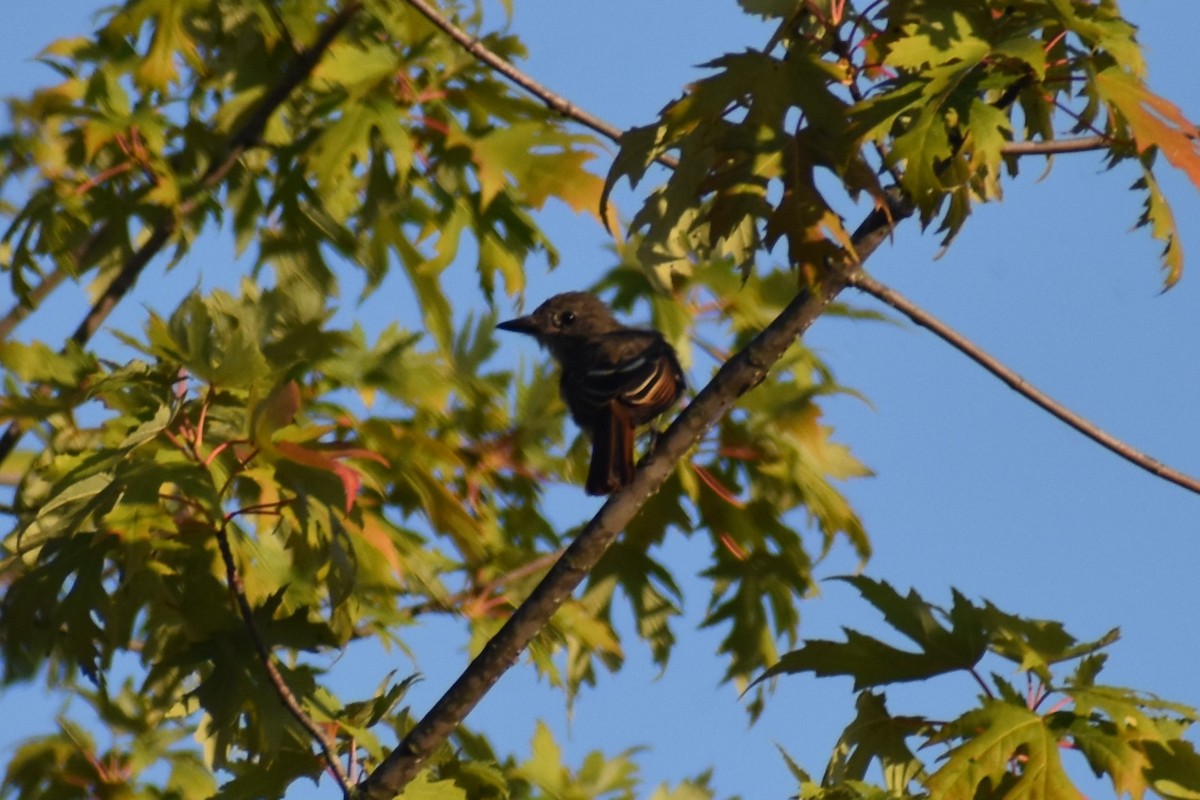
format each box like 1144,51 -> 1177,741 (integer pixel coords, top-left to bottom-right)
610,0 -> 1200,284
0,0 -> 1196,798
765,577 -> 1200,800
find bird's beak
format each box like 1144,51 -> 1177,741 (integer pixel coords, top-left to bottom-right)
496,315 -> 539,336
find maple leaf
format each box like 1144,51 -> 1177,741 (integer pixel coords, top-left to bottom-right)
926,702 -> 1077,800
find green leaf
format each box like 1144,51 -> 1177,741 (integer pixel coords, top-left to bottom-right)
1047,0 -> 1144,76
315,40 -> 401,98
925,701 -> 1076,800
1093,66 -> 1200,285
883,9 -> 990,72
1067,684 -> 1200,799
36,472 -> 115,520
983,602 -> 1118,682
469,123 -> 604,215
1133,158 -> 1186,287
397,771 -> 470,800
1143,740 -> 1200,800
823,692 -> 927,793
518,721 -> 568,796
759,577 -> 986,689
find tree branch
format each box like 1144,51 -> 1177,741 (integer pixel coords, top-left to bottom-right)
399,0 -> 678,169
846,270 -> 1200,495
355,194 -> 914,799
1000,136 -> 1113,156
0,1 -> 364,468
215,522 -> 354,796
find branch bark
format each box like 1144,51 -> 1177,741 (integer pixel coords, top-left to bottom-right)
0,268 -> 69,343
999,135 -> 1112,155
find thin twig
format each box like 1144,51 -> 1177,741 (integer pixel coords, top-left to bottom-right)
214,523 -> 354,796
399,0 -> 678,169
1000,136 -> 1112,156
0,1 -> 364,468
846,270 -> 1200,496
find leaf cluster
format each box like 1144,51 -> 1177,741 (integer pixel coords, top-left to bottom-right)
611,0 -> 1200,285
766,576 -> 1200,800
0,272 -> 573,794
0,0 -> 605,339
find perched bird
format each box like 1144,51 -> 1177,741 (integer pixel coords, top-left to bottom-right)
497,292 -> 685,495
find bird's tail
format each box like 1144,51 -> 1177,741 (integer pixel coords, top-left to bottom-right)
586,404 -> 634,495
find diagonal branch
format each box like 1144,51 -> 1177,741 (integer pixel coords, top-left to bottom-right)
354,194 -> 914,800
0,1 -> 364,468
846,271 -> 1200,495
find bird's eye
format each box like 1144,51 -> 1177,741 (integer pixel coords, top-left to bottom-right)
559,311 -> 576,326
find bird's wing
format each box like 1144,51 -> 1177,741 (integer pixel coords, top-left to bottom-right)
578,333 -> 681,413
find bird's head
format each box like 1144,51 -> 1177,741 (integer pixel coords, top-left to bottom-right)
496,292 -> 621,341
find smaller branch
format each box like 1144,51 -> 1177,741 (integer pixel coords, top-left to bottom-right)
472,549 -> 564,602
1051,99 -> 1109,141
400,0 -> 610,137
156,492 -> 206,513
399,0 -> 678,170
215,523 -> 354,796
847,270 -> 1200,496
73,161 -> 135,196
205,440 -> 239,468
161,428 -> 195,459
968,668 -> 995,700
826,13 -> 902,185
1000,136 -> 1112,156
69,224 -> 175,346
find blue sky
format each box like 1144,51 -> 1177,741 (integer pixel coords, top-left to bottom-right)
2,2 -> 1199,798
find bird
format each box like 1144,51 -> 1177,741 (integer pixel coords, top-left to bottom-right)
497,292 -> 685,495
